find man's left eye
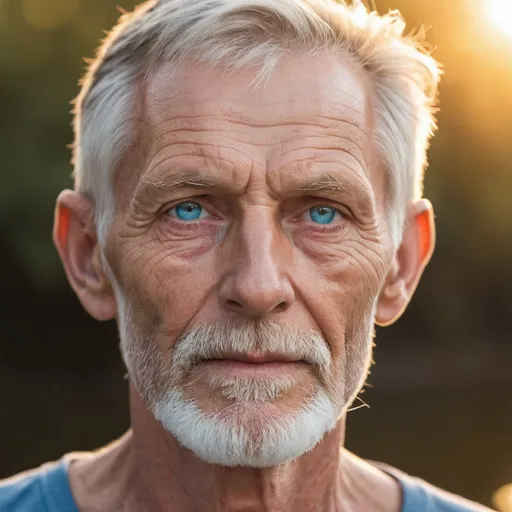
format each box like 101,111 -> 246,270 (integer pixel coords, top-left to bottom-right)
167,202 -> 209,221
305,206 -> 342,225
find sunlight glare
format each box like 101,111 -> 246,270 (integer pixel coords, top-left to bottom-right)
487,0 -> 512,39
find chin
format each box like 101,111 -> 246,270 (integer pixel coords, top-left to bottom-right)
152,386 -> 339,467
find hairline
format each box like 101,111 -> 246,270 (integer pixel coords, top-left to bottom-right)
73,0 -> 440,252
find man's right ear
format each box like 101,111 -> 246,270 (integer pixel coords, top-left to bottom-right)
53,190 -> 117,321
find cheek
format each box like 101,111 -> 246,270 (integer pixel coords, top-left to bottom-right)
156,265 -> 213,324
116,240 -> 218,340
155,222 -> 221,259
294,237 -> 384,357
292,226 -> 384,292
297,235 -> 384,308
293,228 -> 351,264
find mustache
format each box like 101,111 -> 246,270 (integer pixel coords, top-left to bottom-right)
169,318 -> 331,380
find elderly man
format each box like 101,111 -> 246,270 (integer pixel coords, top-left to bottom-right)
0,0 -> 492,511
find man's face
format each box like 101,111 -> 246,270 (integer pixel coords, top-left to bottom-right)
106,51 -> 392,466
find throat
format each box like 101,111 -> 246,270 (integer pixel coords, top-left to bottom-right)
126,385 -> 347,512
69,386 -> 399,512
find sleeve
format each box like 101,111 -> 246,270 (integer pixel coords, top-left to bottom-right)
0,468 -> 49,512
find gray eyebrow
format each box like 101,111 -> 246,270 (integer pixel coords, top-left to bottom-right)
131,169 -> 221,206
137,170 -> 218,191
295,173 -> 374,216
133,168 -> 375,217
296,173 -> 347,192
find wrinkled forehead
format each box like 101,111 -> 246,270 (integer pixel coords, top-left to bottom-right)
144,51 -> 372,142
114,52 -> 379,206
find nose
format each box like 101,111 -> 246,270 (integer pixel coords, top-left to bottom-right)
219,219 -> 295,319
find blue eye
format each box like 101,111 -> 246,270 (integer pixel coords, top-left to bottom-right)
308,206 -> 339,225
170,202 -> 205,221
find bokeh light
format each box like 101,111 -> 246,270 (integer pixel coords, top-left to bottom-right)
487,0 -> 512,38
493,484 -> 512,512
22,0 -> 80,31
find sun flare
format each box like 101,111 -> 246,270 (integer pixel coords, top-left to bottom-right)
487,0 -> 512,38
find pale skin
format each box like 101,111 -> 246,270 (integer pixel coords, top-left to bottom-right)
54,51 -> 435,511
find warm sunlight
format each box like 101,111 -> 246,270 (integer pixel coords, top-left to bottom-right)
487,0 -> 512,38
493,483 -> 512,512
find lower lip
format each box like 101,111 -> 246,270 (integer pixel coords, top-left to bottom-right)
198,360 -> 308,378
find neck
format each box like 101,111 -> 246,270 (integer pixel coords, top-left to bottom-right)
69,384 -> 401,512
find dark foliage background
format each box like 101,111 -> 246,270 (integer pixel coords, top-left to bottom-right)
0,0 -> 511,509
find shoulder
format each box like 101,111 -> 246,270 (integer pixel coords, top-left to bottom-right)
0,465 -> 50,512
0,459 -> 78,512
378,464 -> 493,512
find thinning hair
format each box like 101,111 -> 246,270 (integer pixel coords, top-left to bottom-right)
72,0 -> 441,248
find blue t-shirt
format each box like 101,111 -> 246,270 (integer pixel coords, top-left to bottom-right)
0,458 -> 493,511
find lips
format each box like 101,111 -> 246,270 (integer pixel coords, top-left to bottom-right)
205,352 -> 301,364
197,358 -> 309,379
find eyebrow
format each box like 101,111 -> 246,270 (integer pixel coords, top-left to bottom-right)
137,169 -> 219,191
296,173 -> 351,193
294,173 -> 374,216
133,168 -> 375,217
132,169 -> 222,205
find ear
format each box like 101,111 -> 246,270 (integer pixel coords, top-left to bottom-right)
375,199 -> 435,327
53,190 -> 117,321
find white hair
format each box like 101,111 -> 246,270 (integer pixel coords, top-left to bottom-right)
72,0 -> 441,248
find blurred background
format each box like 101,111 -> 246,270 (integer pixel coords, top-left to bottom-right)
0,0 -> 511,509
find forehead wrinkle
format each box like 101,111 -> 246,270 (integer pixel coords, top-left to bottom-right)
144,53 -> 371,143
136,55 -> 377,206
147,102 -> 368,133
145,91 -> 370,160
131,155 -> 252,207
145,119 -> 370,164
144,113 -> 264,168
279,154 -> 368,190
145,142 -> 252,175
148,126 -> 367,155
278,143 -> 369,178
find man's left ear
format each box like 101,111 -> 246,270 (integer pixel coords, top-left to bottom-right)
375,199 -> 436,327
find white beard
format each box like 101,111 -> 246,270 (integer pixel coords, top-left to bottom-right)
114,287 -> 374,468
153,386 -> 338,467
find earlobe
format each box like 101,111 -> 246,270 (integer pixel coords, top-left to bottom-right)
375,199 -> 435,327
53,190 -> 117,321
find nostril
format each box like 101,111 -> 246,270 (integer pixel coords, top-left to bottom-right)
274,301 -> 288,313
226,299 -> 243,310
225,298 -> 289,315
